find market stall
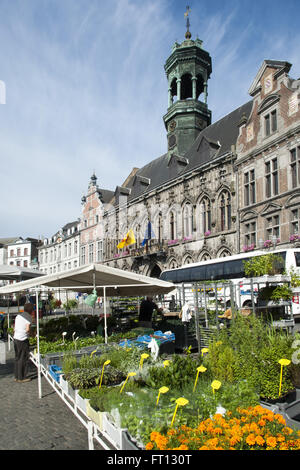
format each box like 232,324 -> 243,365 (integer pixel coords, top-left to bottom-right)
0,263 -> 175,399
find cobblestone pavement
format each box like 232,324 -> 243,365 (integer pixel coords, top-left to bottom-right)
0,340 -> 103,450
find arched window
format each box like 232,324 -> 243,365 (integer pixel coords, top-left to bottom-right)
219,249 -> 231,258
199,252 -> 211,262
170,77 -> 177,103
169,259 -> 178,269
200,197 -> 211,234
196,74 -> 204,99
219,191 -> 231,231
181,73 -> 193,100
183,255 -> 193,265
183,203 -> 193,238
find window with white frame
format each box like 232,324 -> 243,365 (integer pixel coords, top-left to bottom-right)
88,243 -> 94,263
265,158 -> 278,198
97,241 -> 103,262
291,208 -> 300,235
264,109 -> 277,137
244,169 -> 256,206
290,146 -> 300,189
266,214 -> 280,240
81,246 -> 86,265
244,220 -> 256,247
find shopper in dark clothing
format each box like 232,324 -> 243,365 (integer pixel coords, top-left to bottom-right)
138,296 -> 162,328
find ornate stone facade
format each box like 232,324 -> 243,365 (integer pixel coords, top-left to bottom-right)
99,42 -> 300,278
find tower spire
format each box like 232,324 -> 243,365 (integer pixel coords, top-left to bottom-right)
184,5 -> 191,39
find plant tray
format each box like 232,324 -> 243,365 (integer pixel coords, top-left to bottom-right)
59,375 -> 69,394
48,365 -> 63,383
102,413 -> 124,450
75,390 -> 88,413
86,401 -> 105,430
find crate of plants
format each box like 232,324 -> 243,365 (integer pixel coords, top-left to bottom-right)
48,364 -> 63,383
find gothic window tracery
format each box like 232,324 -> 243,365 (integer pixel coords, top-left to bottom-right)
219,191 -> 231,231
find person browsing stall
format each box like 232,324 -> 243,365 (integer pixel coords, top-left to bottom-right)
13,303 -> 33,383
138,296 -> 163,328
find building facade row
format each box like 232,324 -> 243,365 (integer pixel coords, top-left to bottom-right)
36,28 -> 300,280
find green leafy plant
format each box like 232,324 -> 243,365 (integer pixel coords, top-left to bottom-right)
287,267 -> 300,287
145,354 -> 200,390
243,254 -> 284,277
65,366 -> 126,390
270,284 -> 293,302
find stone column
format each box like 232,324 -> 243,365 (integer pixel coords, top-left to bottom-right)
192,76 -> 197,100
177,78 -> 181,101
204,81 -> 208,104
168,87 -> 172,108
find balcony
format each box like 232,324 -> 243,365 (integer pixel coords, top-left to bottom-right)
131,240 -> 167,261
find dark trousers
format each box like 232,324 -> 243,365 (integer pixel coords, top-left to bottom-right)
14,339 -> 29,380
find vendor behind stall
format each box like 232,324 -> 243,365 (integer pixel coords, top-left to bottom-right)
138,296 -> 163,328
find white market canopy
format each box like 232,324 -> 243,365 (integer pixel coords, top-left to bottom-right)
0,264 -> 44,281
0,263 -> 176,297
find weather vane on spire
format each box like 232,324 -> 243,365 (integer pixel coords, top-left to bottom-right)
184,5 -> 192,39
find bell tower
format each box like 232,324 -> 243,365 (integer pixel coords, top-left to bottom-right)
163,7 -> 212,157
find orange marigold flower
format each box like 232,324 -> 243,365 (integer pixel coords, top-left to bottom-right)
199,445 -> 210,450
213,427 -> 223,435
198,423 -> 206,433
283,427 -> 293,435
274,414 -> 286,425
246,434 -> 256,446
145,442 -> 154,450
266,436 -> 277,448
230,435 -> 241,446
150,431 -> 159,441
255,435 -> 265,446
258,419 -> 266,427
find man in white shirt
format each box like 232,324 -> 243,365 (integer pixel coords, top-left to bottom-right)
13,303 -> 33,383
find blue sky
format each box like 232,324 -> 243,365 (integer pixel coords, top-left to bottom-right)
0,0 -> 300,239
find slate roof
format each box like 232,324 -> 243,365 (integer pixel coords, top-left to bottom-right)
122,99 -> 253,202
0,237 -> 22,246
98,188 -> 114,204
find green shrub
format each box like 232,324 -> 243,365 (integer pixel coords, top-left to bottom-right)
207,340 -> 237,383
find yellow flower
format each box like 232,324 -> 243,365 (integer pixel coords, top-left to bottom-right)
145,442 -> 154,450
